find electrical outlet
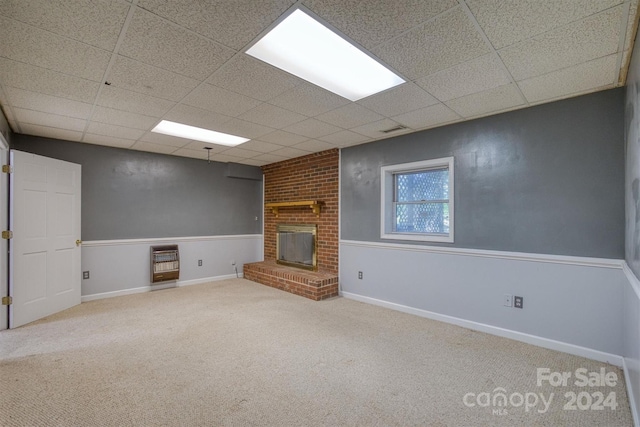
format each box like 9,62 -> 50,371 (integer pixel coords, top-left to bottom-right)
82,271 -> 90,280
503,294 -> 512,307
358,271 -> 363,279
198,260 -> 202,267
231,260 -> 236,266
514,296 -> 524,309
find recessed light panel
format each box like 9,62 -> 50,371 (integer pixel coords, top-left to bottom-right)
151,120 -> 249,147
246,9 -> 405,102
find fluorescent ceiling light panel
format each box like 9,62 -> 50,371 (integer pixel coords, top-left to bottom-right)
246,9 -> 405,101
151,120 -> 249,146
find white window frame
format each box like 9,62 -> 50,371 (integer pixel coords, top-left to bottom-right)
380,156 -> 454,243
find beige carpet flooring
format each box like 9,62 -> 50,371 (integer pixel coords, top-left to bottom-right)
0,278 -> 633,426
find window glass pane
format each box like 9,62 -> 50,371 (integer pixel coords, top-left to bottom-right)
395,169 -> 449,202
394,202 -> 449,234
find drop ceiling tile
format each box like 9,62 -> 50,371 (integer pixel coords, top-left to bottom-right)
20,123 -> 83,141
13,108 -> 86,131
241,158 -> 269,167
518,54 -> 618,104
303,0 -> 457,49
215,118 -> 274,139
207,55 -> 302,102
0,59 -> 99,104
270,146 -> 313,158
5,87 -> 93,119
237,140 -> 284,153
0,16 -> 111,82
172,148 -> 210,160
392,103 -> 460,130
499,6 -> 623,81
357,82 -> 439,116
220,147 -> 262,159
372,7 -> 489,80
416,54 -> 512,102
86,122 -> 145,140
91,106 -> 159,131
108,56 -> 200,102
140,131 -> 192,148
239,103 -> 307,128
316,103 -> 384,129
292,139 -> 336,152
83,133 -> 136,149
0,0 -> 130,51
182,141 -> 228,152
252,153 -> 289,163
118,8 -> 235,80
164,104 -> 232,130
182,83 -> 261,117
259,130 -> 308,145
268,83 -> 350,117
283,118 -> 342,139
445,83 -> 524,118
318,130 -> 370,146
351,118 -> 411,138
467,0 -> 621,50
130,140 -> 178,155
137,0 -> 295,50
97,85 -> 175,117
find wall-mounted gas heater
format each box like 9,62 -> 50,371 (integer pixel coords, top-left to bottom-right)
151,245 -> 180,283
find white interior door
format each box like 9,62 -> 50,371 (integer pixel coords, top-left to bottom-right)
9,150 -> 81,328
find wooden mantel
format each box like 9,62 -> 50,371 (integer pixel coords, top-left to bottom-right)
265,200 -> 321,217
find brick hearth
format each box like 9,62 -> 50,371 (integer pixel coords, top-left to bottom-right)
244,261 -> 339,301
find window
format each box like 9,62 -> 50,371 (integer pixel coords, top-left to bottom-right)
381,157 -> 454,243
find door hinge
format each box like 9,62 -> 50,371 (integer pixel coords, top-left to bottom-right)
2,165 -> 12,173
1,296 -> 11,305
1,230 -> 12,239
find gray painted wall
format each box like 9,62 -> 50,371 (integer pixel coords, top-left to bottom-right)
0,108 -> 11,145
12,135 -> 263,241
342,89 -> 625,259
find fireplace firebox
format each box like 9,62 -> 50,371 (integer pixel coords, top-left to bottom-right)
276,224 -> 317,271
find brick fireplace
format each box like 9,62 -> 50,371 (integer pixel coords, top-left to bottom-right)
244,149 -> 339,300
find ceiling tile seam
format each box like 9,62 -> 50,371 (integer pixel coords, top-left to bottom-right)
98,57 -> 199,103
493,4 -> 627,57
525,84 -> 617,108
464,1 -> 627,52
134,5 -> 240,55
458,0 -> 529,107
81,0 -> 140,142
366,4 -> 461,52
616,1 -> 634,85
0,14 -> 119,61
512,52 -> 621,85
149,49 -> 268,136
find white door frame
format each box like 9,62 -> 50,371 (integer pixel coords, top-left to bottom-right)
0,134 -> 7,331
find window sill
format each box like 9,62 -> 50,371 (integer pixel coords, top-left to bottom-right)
381,232 -> 454,243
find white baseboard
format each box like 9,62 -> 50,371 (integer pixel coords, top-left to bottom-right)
81,273 -> 243,302
340,291 -> 624,367
177,273 -> 243,287
624,357 -> 640,427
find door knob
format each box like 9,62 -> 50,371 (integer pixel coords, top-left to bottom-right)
75,239 -> 82,246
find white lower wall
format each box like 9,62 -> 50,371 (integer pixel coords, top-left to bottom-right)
340,240 -> 625,361
81,234 -> 262,300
